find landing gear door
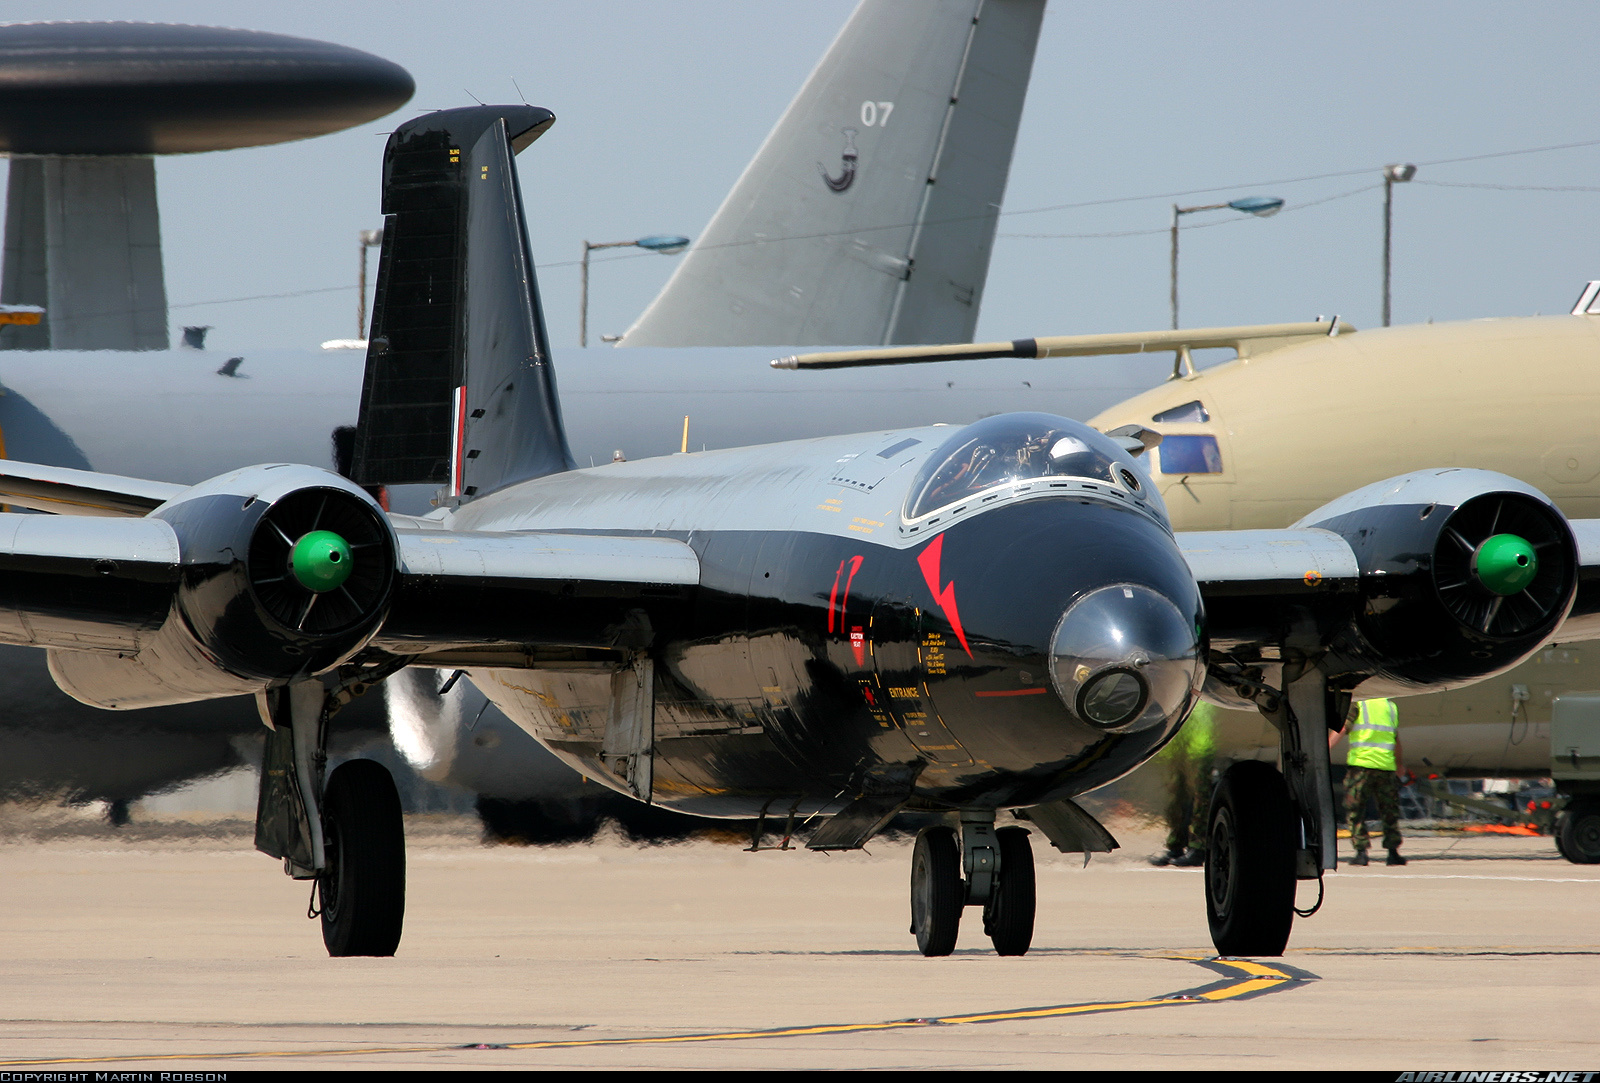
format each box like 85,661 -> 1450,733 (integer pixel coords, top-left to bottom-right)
872,597 -> 973,766
602,655 -> 654,802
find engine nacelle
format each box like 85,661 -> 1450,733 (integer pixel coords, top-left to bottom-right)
1296,469 -> 1577,695
50,465 -> 396,709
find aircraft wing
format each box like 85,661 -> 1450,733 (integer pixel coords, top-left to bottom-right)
0,460 -> 184,516
1179,528 -> 1361,652
0,483 -> 698,671
1181,515 -> 1600,690
372,528 -> 699,663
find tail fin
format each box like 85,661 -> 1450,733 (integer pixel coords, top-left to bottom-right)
621,0 -> 1045,348
352,105 -> 573,500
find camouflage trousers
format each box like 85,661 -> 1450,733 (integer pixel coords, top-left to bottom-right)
1164,752 -> 1216,854
1345,765 -> 1402,852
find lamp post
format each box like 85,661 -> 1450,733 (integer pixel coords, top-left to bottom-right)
357,228 -> 383,340
1170,195 -> 1284,329
1381,163 -> 1416,327
579,234 -> 690,346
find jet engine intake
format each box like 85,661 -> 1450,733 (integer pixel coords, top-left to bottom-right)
49,465 -> 396,709
1298,469 -> 1577,692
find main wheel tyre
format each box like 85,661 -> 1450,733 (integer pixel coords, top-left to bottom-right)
1204,761 -> 1297,957
983,826 -> 1035,956
910,825 -> 962,956
319,759 -> 406,957
1558,797 -> 1600,865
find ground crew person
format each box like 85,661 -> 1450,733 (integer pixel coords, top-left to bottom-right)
1332,697 -> 1407,866
1150,702 -> 1216,866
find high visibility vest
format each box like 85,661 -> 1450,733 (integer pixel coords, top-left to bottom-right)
1347,698 -> 1398,771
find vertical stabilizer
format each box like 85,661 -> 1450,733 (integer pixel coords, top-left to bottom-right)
621,0 -> 1044,348
351,105 -> 572,499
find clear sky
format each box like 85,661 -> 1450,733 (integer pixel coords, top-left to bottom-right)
6,1 -> 1600,352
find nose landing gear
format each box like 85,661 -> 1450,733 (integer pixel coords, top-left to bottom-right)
909,814 -> 1036,957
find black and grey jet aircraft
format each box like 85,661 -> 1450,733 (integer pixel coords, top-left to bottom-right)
1,106 -> 1598,960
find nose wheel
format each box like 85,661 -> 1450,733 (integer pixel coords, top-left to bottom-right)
909,820 -> 1037,956
983,826 -> 1036,956
910,826 -> 962,955
1204,761 -> 1296,956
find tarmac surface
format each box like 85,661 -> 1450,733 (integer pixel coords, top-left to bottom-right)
0,810 -> 1596,1071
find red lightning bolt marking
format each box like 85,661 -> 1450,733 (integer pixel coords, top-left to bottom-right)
828,556 -> 865,634
840,555 -> 863,615
917,534 -> 972,657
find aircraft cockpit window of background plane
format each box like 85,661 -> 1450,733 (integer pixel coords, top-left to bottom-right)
1157,434 -> 1224,475
1152,400 -> 1211,424
905,413 -> 1146,521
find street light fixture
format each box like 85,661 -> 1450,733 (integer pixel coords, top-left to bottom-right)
1170,196 -> 1284,329
1382,163 -> 1416,327
580,234 -> 691,346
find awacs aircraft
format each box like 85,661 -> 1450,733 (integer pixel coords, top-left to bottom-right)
0,0 -> 1051,814
3,106 -> 1600,963
778,313 -> 1600,860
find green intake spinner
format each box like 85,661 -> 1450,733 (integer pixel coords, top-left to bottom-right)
1471,533 -> 1538,596
290,530 -> 354,593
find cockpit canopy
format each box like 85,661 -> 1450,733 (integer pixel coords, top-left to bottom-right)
905,413 -> 1156,522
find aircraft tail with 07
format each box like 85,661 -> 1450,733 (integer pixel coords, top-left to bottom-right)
1,105 -> 1598,959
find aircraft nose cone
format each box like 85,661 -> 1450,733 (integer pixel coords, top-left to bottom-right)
1048,583 -> 1202,733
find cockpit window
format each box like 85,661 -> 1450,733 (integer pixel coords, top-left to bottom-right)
1157,434 -> 1223,475
1152,400 -> 1209,424
905,413 -> 1124,520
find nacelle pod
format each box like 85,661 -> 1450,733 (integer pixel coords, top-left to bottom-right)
1298,469 -> 1577,695
49,465 -> 396,709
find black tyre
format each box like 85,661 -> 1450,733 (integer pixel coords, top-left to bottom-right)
984,826 -> 1035,956
1558,797 -> 1600,865
319,759 -> 406,957
910,825 -> 962,956
1204,761 -> 1296,957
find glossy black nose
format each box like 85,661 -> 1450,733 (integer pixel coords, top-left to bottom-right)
1048,583 -> 1202,733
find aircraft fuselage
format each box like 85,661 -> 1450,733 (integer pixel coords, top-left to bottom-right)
449,421 -> 1204,818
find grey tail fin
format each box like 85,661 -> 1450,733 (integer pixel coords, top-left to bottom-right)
621,0 -> 1045,348
351,104 -> 573,501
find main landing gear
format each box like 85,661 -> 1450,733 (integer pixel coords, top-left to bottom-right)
1204,668 -> 1341,957
910,812 -> 1035,956
1204,762 -> 1296,956
255,677 -> 408,957
318,759 -> 406,956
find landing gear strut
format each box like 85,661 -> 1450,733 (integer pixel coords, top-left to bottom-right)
254,677 -> 408,957
1206,666 -> 1340,956
909,813 -> 1035,957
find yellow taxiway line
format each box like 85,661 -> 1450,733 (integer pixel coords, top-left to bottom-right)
0,953 -> 1311,1067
